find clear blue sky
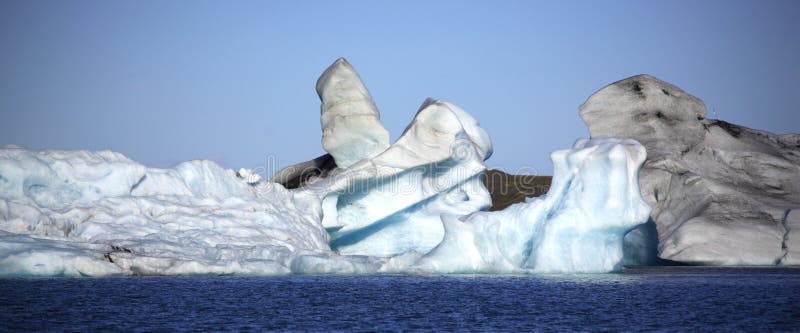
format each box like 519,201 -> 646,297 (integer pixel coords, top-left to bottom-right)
1,1 -> 798,176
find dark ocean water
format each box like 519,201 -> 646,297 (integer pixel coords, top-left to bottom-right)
1,267 -> 799,332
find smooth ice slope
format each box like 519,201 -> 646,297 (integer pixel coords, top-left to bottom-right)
580,75 -> 800,265
415,138 -> 651,273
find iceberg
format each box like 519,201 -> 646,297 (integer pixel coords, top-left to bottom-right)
0,58 -> 656,276
0,137 -> 649,276
580,74 -> 800,265
0,137 -> 650,276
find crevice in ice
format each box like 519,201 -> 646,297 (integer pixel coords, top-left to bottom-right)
331,196 -> 429,250
778,209 -> 791,265
325,226 -> 343,234
129,175 -> 146,194
329,174 -> 477,251
103,245 -> 134,264
708,119 -> 743,138
111,245 -> 133,254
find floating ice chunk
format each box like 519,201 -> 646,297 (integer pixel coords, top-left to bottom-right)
317,58 -> 390,168
416,138 -> 652,273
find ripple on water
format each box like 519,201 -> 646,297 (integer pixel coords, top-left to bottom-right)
0,267 -> 799,331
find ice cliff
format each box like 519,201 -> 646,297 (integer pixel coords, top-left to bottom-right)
581,74 -> 800,265
0,58 -> 655,276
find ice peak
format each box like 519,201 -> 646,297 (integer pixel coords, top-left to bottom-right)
316,57 -> 390,168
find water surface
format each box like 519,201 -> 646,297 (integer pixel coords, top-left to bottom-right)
1,267 -> 799,331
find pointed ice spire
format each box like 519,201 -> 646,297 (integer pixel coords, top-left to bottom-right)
316,57 -> 390,168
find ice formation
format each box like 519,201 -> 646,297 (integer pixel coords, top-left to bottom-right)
0,137 -> 650,276
415,138 -> 651,273
0,147 -> 372,276
306,98 -> 493,257
581,74 -> 800,265
0,58 -> 658,276
317,58 -> 390,168
281,58 -> 496,257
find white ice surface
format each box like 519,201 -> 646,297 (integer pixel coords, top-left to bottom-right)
580,74 -> 800,265
317,58 -> 390,168
308,99 -> 492,257
414,138 -> 651,273
0,137 -> 649,276
0,147 -> 363,276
